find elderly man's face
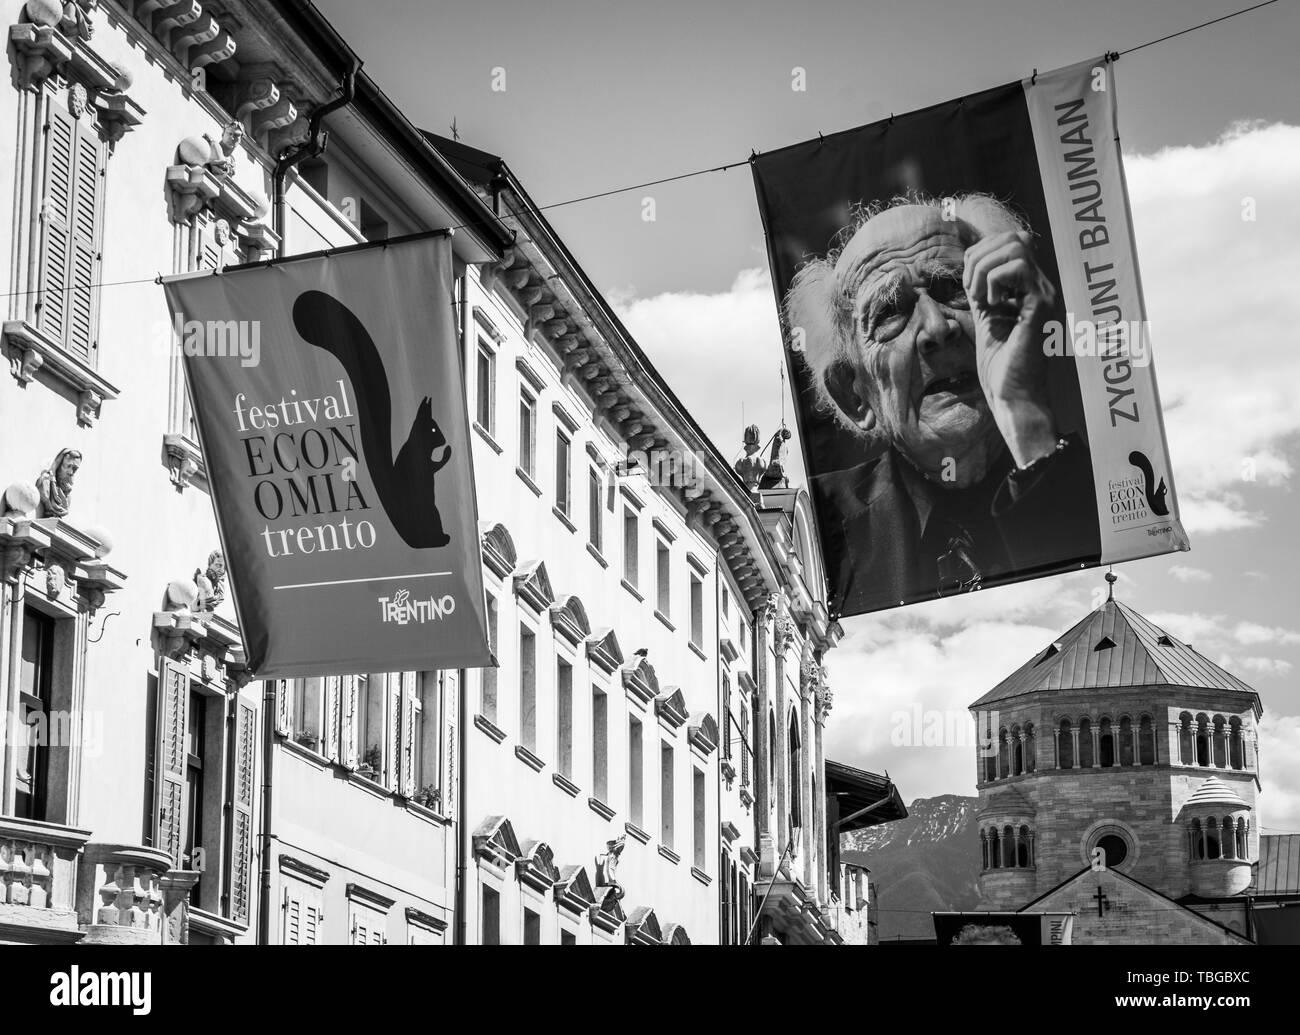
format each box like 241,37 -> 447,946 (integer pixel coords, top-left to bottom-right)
57,454 -> 81,487
832,205 -> 1002,483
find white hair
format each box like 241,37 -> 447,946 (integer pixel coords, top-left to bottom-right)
783,191 -> 1030,440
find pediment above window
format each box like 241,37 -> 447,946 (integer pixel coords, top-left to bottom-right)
654,687 -> 688,730
624,905 -> 662,945
585,627 -> 624,674
661,922 -> 690,946
554,865 -> 597,916
515,840 -> 561,893
720,638 -> 739,664
480,521 -> 517,579
472,815 -> 521,867
621,651 -> 660,706
589,887 -> 626,932
689,712 -> 720,756
550,594 -> 591,646
511,559 -> 554,612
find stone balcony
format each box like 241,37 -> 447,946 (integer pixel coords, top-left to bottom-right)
0,815 -> 93,944
76,844 -> 175,945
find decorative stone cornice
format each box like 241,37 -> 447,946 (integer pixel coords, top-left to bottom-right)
3,320 -> 121,425
654,687 -> 688,730
549,594 -> 590,646
688,712 -> 719,756
479,521 -> 517,579
584,627 -> 623,675
621,651 -> 659,706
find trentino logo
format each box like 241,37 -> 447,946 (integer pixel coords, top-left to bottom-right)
378,587 -> 457,625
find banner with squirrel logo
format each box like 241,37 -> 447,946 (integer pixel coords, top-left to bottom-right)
163,233 -> 492,677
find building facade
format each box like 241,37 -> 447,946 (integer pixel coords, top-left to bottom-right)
0,0 -> 888,946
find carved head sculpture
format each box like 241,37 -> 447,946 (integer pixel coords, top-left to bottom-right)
596,834 -> 627,895
742,423 -> 761,455
219,120 -> 244,155
36,448 -> 82,518
206,550 -> 226,582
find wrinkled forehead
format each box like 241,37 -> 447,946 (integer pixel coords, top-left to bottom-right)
832,205 -> 971,293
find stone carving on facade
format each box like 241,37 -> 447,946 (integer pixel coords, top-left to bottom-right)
35,448 -> 81,518
68,80 -> 87,118
595,835 -> 626,900
735,424 -> 767,491
194,550 -> 225,612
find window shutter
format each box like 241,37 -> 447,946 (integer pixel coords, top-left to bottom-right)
153,658 -> 190,868
340,677 -> 358,770
323,676 -> 341,763
386,674 -> 401,792
399,672 -> 417,798
283,883 -> 322,945
283,887 -> 302,945
273,678 -> 292,737
37,100 -> 76,346
304,900 -> 321,944
226,695 -> 256,925
66,115 -> 102,363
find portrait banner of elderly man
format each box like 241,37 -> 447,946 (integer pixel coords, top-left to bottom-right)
752,56 -> 1188,618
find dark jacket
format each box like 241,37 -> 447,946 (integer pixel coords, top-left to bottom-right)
811,433 -> 1101,616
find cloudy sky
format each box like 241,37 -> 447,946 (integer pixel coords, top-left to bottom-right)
321,0 -> 1300,830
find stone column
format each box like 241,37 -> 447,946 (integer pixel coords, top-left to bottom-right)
1091,724 -> 1100,768
799,647 -> 814,890
1071,725 -> 1080,769
754,598 -> 775,874
1017,730 -> 1027,775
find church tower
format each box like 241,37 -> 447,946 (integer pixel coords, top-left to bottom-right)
966,575 -> 1262,943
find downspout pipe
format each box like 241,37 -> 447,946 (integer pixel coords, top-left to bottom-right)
272,61 -> 361,254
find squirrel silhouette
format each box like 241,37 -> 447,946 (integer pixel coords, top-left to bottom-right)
1127,450 -> 1169,517
292,290 -> 452,549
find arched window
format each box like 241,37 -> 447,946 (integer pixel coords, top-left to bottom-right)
1079,718 -> 1094,768
1002,824 -> 1015,868
983,746 -> 997,783
1058,718 -> 1074,769
1119,716 -> 1134,766
1222,816 -> 1236,860
788,713 -> 801,831
980,831 -> 989,870
1229,718 -> 1244,770
1017,824 -> 1032,867
1099,717 -> 1114,767
1195,714 -> 1211,767
1236,817 -> 1248,860
1139,715 -> 1156,765
1212,716 -> 1227,768
988,828 -> 1000,869
768,713 -> 776,790
1179,712 -> 1194,765
998,728 -> 1009,779
1190,818 -> 1203,860
1011,725 -> 1023,776
1205,817 -> 1220,860
1024,724 -> 1036,773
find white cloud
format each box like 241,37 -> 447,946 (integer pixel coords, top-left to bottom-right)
1242,657 -> 1294,675
1258,712 -> 1300,833
1168,565 -> 1212,583
1233,621 -> 1300,647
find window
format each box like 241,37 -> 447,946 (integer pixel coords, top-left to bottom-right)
592,686 -> 608,802
561,929 -> 577,946
300,156 -> 329,195
16,608 -> 55,819
185,689 -> 206,905
588,467 -> 603,552
623,508 -> 639,586
656,541 -> 670,617
36,96 -> 104,364
481,594 -> 498,722
291,677 -> 324,752
413,671 -> 441,807
689,574 -> 703,647
740,697 -> 750,787
629,717 -> 644,827
357,673 -> 387,781
523,908 -> 541,945
1096,833 -> 1127,868
722,674 -> 733,760
349,898 -> 388,944
482,886 -> 501,945
518,389 -> 537,478
519,626 -> 537,752
788,713 -> 801,830
661,742 -> 675,849
739,619 -> 747,653
721,585 -> 729,619
693,768 -> 706,869
555,431 -> 571,516
556,659 -> 573,778
476,341 -> 496,434
282,878 -> 323,945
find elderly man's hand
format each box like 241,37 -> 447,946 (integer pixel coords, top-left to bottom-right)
963,230 -> 1060,469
